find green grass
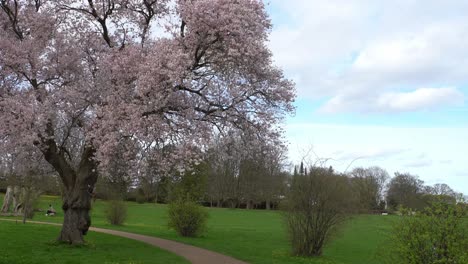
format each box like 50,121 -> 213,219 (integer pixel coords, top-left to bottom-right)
1,193 -> 397,264
0,220 -> 189,264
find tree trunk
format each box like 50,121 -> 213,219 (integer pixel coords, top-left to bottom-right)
57,180 -> 95,244
12,186 -> 20,212
229,199 -> 237,209
58,204 -> 91,244
41,138 -> 98,245
13,186 -> 23,215
266,200 -> 271,210
35,121 -> 99,244
22,189 -> 30,224
1,186 -> 13,213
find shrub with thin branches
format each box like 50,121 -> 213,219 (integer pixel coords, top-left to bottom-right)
283,167 -> 356,256
168,200 -> 208,237
105,200 -> 128,226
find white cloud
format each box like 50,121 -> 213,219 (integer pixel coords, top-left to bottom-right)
320,87 -> 464,113
269,0 -> 468,112
335,148 -> 408,161
405,159 -> 433,168
377,88 -> 464,112
403,154 -> 434,168
440,160 -> 453,164
269,1 -> 468,193
268,0 -> 373,96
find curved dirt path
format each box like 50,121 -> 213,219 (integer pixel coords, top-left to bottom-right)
0,218 -> 248,264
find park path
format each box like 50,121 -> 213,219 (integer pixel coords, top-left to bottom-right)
0,218 -> 248,264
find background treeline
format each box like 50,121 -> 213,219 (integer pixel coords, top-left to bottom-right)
0,133 -> 465,213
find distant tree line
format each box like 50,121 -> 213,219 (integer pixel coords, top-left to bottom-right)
0,135 -> 464,214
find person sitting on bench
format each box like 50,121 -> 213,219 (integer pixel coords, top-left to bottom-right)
46,204 -> 56,216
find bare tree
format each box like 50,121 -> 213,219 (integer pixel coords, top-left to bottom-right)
205,129 -> 288,209
431,183 -> 456,197
350,166 -> 389,212
386,172 -> 425,210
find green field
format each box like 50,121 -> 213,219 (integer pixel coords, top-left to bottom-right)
0,194 -> 397,264
0,220 -> 188,264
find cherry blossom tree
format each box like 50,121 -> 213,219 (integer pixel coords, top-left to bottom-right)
0,0 -> 295,244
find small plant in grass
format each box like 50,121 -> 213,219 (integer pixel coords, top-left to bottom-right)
168,199 -> 208,237
382,199 -> 467,264
105,200 -> 128,225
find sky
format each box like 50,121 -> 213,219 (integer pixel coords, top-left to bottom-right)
266,0 -> 468,194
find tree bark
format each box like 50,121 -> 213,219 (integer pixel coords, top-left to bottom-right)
12,186 -> 21,214
57,180 -> 95,244
40,133 -> 98,244
56,146 -> 98,244
58,202 -> 92,244
1,186 -> 13,213
266,200 -> 271,210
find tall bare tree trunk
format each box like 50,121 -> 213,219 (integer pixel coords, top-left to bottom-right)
266,200 -> 271,210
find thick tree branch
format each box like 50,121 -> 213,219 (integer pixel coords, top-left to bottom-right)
35,122 -> 75,190
0,0 -> 24,40
61,0 -> 115,47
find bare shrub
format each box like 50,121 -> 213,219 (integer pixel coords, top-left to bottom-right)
283,167 -> 356,256
105,200 -> 128,225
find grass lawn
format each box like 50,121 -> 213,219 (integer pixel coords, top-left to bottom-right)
0,220 -> 189,264
2,194 -> 396,264
1,193 -> 398,264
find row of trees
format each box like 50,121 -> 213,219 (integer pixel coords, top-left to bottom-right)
91,129 -> 289,209
1,144 -> 462,216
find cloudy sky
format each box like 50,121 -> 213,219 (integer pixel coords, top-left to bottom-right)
266,0 -> 468,194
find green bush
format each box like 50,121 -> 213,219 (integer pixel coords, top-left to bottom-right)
168,200 -> 208,237
105,200 -> 128,225
383,200 -> 467,264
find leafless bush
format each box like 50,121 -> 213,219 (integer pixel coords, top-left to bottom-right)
105,200 -> 128,225
283,167 -> 356,256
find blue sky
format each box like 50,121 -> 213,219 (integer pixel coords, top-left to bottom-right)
266,0 -> 468,194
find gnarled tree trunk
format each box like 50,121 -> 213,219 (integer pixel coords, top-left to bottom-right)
57,147 -> 98,244
59,194 -> 93,244
41,135 -> 98,245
